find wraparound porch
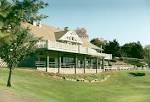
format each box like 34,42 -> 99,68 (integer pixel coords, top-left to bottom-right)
35,50 -> 105,74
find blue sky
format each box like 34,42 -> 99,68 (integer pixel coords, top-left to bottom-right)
41,0 -> 150,45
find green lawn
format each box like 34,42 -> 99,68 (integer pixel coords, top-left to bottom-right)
0,68 -> 150,102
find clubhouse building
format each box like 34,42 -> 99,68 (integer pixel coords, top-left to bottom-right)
23,22 -> 112,74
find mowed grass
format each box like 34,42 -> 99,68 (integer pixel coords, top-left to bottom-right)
0,68 -> 150,102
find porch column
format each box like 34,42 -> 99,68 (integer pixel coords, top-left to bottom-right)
36,55 -> 40,69
84,56 -> 86,74
46,55 -> 49,72
101,58 -> 104,70
108,60 -> 110,66
58,53 -> 61,73
75,54 -> 78,74
90,58 -> 93,69
96,58 -> 98,73
99,58 -> 101,69
37,56 -> 40,61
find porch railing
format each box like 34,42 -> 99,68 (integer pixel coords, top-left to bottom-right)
36,40 -> 112,59
35,61 -> 46,67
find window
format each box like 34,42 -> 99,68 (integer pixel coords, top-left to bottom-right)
72,37 -> 74,40
67,37 -> 69,40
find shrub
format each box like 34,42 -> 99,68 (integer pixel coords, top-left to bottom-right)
129,72 -> 146,77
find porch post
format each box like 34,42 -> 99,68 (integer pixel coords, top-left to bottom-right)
58,53 -> 61,73
108,60 -> 110,66
90,58 -> 92,69
99,58 -> 101,69
84,56 -> 86,74
101,58 -> 104,70
75,54 -> 78,74
46,55 -> 49,72
96,57 -> 98,73
36,55 -> 40,69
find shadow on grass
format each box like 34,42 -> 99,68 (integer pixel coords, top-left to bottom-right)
129,72 -> 146,77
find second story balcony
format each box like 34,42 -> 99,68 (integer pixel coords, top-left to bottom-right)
36,40 -> 112,59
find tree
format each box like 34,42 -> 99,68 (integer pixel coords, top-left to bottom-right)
0,0 -> 48,87
0,0 -> 11,24
75,27 -> 88,38
104,39 -> 121,58
0,0 -> 11,42
0,28 -> 38,87
90,38 -> 107,49
121,41 -> 144,59
1,0 -> 48,31
144,45 -> 150,67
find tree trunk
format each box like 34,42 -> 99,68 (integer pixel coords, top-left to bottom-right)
7,66 -> 12,87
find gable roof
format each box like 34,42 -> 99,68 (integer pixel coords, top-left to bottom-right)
59,31 -> 83,44
22,22 -> 102,50
22,22 -> 60,41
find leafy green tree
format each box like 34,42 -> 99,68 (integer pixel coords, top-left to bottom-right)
90,38 -> 107,49
104,39 -> 121,58
0,0 -> 48,87
121,41 -> 144,59
0,0 -> 11,42
0,28 -> 39,87
0,0 -> 11,24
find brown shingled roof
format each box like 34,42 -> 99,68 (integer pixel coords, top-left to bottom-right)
89,43 -> 103,50
80,38 -> 89,47
22,22 -> 59,41
54,30 -> 68,40
22,22 -> 102,50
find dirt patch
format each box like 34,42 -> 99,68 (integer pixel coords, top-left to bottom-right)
0,90 -> 39,102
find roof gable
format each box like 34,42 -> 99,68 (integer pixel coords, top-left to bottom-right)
59,31 -> 82,44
